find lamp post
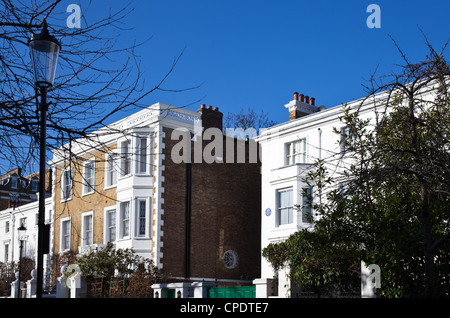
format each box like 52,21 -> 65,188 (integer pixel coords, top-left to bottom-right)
28,20 -> 60,298
17,223 -> 27,298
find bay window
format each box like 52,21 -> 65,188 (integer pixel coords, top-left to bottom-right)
120,201 -> 130,238
120,140 -> 131,177
106,208 -> 116,243
277,188 -> 293,226
286,139 -> 306,164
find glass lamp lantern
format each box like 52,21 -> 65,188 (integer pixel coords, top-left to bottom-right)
28,20 -> 61,88
17,224 -> 27,241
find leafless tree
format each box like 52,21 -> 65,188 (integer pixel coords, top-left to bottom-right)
223,106 -> 277,134
0,0 -> 195,177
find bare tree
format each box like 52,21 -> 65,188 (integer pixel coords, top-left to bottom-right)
224,106 -> 277,134
0,0 -> 194,176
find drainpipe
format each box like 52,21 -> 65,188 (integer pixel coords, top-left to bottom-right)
318,128 -> 322,160
185,162 -> 192,278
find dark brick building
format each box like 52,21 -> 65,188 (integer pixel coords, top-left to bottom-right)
160,105 -> 261,285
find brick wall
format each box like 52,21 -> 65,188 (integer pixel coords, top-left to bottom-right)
52,146 -> 117,254
161,127 -> 261,281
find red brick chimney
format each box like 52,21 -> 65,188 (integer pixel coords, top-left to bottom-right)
197,104 -> 223,131
285,92 -> 319,120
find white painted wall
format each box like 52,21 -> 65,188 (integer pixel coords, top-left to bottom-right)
255,89 -> 405,296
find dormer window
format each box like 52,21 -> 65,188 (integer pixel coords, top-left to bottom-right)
31,179 -> 39,192
11,176 -> 18,189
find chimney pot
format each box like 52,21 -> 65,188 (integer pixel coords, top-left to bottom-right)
213,107 -> 219,111
299,94 -> 304,102
310,97 -> 315,106
201,104 -> 206,108
305,96 -> 309,104
293,92 -> 299,101
207,105 -> 212,110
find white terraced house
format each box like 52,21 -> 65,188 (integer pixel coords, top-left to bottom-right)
253,84 -> 437,297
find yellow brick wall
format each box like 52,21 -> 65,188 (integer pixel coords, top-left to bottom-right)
52,145 -> 117,254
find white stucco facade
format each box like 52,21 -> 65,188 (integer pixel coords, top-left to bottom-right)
254,90 -> 395,297
0,196 -> 52,263
0,195 -> 53,292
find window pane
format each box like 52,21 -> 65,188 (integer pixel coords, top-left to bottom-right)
32,179 -> 38,192
108,210 -> 116,242
279,189 -> 292,207
84,161 -> 94,193
121,141 -> 131,176
286,139 -> 306,164
107,155 -> 117,186
121,202 -> 130,237
84,215 -> 93,245
278,189 -> 293,225
139,200 -> 146,235
63,169 -> 72,199
62,220 -> 70,250
139,138 -> 147,173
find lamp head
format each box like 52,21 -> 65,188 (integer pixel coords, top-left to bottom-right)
29,20 -> 61,88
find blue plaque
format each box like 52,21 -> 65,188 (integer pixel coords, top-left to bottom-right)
265,208 -> 271,216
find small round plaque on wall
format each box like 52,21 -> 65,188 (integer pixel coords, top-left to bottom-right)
265,208 -> 271,216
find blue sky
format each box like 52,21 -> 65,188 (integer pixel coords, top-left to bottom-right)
67,0 -> 450,125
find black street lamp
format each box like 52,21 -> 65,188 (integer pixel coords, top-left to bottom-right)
17,223 -> 27,298
28,20 -> 60,298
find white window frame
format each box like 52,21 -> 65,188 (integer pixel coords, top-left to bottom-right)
105,151 -> 118,189
286,139 -> 307,165
276,188 -> 294,226
61,167 -> 72,202
60,217 -> 71,252
136,136 -> 152,175
119,201 -> 131,239
3,242 -> 9,262
135,198 -> 150,238
82,159 -> 95,195
3,240 -> 11,263
120,140 -> 132,177
104,206 -> 117,243
81,211 -> 94,247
